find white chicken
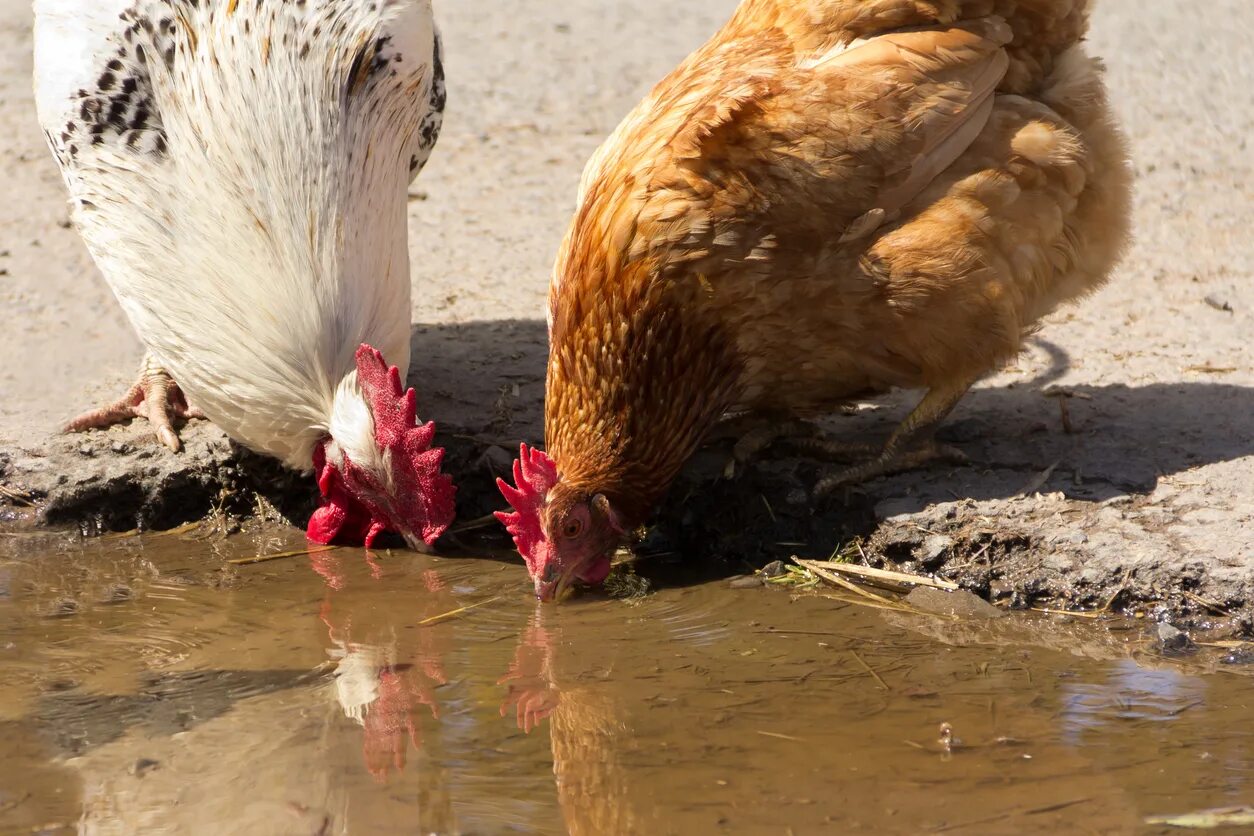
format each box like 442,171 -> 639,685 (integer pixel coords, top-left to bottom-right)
33,0 -> 455,548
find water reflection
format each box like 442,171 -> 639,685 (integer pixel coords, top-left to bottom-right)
1,531 -> 1252,833
313,551 -> 451,780
499,611 -> 561,734
1060,659 -> 1206,744
309,554 -> 647,833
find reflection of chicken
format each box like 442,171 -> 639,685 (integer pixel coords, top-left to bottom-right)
500,612 -> 645,836
315,554 -> 450,780
501,0 -> 1131,598
33,0 -> 453,548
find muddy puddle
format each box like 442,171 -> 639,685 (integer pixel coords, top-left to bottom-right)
1,527 -> 1251,835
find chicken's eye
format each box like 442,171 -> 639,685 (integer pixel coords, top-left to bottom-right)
563,518 -> 584,539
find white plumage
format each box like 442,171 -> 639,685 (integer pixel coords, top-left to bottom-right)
34,0 -> 445,472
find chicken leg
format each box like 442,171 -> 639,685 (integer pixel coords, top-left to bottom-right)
65,354 -> 206,452
812,376 -> 975,498
722,417 -> 877,479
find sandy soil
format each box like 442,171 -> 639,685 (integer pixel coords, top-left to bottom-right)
1,2 -> 1251,623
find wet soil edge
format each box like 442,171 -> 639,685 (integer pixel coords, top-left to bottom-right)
3,420 -> 1250,634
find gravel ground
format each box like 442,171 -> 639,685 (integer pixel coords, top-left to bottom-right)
1,1 -> 1250,624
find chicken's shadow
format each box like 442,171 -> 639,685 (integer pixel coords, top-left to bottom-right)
659,377 -> 1254,578
408,319 -> 547,522
404,318 -> 1253,573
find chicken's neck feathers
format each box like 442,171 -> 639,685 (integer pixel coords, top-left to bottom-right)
546,274 -> 742,524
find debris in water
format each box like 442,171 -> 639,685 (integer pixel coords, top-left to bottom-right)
604,567 -> 652,599
414,595 -> 502,627
228,544 -> 338,566
1145,806 -> 1254,829
938,722 -> 961,753
794,558 -> 957,595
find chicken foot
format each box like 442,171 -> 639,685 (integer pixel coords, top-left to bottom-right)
721,416 -> 879,478
65,354 -> 206,452
813,377 -> 975,498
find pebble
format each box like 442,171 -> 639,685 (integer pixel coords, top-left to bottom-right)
905,587 -> 1005,619
1203,293 -> 1234,313
130,758 -> 160,777
1221,647 -> 1254,665
761,560 -> 788,579
1155,622 -> 1194,653
917,534 -> 953,565
78,444 -> 94,457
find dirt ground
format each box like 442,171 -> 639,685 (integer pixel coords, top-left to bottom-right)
1,2 -> 1251,624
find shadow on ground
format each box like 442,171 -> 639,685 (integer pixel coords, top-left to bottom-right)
3,319 -> 1251,594
397,319 -> 1254,596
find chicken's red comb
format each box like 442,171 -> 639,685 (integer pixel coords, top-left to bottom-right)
496,443 -> 558,575
355,345 -> 456,544
307,345 -> 456,548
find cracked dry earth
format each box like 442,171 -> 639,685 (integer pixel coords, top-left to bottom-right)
1,1 -> 1251,626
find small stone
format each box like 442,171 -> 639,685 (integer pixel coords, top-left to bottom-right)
43,598 -> 80,618
130,758 -> 160,777
785,488 -> 808,506
1203,294 -> 1234,313
99,584 -> 133,604
1221,647 -> 1254,665
905,587 -> 1005,619
111,441 -> 131,455
78,444 -> 94,457
1155,622 -> 1194,653
729,575 -> 764,589
916,534 -> 953,566
761,560 -> 788,579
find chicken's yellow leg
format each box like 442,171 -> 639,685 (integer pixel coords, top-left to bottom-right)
813,376 -> 976,497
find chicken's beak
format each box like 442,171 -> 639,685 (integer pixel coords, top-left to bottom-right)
535,564 -> 579,603
399,528 -> 438,555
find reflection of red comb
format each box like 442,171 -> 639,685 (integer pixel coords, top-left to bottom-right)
307,345 -> 456,548
495,444 -> 558,575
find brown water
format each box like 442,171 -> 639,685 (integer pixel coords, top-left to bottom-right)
0,526 -> 1251,835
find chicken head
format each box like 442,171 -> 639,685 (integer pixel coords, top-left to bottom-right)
307,344 -> 456,551
497,444 -> 620,601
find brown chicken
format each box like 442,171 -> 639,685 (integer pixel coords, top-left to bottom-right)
499,0 -> 1132,599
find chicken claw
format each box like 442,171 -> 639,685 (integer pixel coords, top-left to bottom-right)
814,439 -> 968,496
64,354 -> 206,452
813,376 -> 976,497
723,417 -> 817,478
722,417 -> 878,479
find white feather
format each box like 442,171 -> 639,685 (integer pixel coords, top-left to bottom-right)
33,0 -> 445,471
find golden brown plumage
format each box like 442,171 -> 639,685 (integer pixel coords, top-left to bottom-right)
502,0 -> 1131,598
